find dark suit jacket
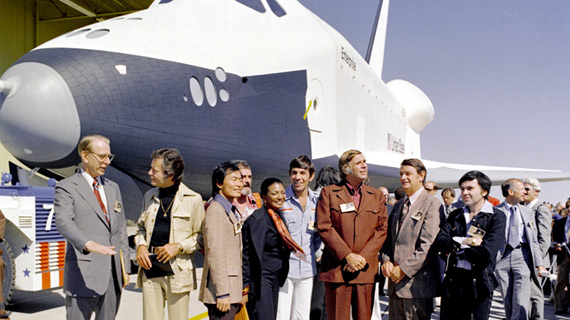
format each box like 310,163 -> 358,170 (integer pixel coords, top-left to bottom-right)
386,204 -> 394,217
381,190 -> 442,298
436,206 -> 506,298
242,206 -> 290,301
317,181 -> 388,284
552,217 -> 568,264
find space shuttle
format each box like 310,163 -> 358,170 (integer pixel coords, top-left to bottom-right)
0,0 -> 567,220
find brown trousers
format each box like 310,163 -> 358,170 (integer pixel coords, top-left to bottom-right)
324,282 -> 373,320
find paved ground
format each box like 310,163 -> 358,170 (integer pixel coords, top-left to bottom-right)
8,272 -> 208,320
7,270 -> 570,320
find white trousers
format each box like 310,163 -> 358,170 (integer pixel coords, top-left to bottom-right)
142,274 -> 190,320
276,277 -> 313,320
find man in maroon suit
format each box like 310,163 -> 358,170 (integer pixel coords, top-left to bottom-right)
317,149 -> 388,320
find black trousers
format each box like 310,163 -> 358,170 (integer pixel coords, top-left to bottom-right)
205,303 -> 240,320
247,273 -> 280,320
440,268 -> 492,320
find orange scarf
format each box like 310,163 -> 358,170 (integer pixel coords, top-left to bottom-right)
267,208 -> 306,261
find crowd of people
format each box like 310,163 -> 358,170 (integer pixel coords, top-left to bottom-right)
53,134 -> 570,320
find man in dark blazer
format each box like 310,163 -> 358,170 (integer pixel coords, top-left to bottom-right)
495,178 -> 546,320
381,158 -> 441,320
441,187 -> 457,219
379,186 -> 394,216
551,211 -> 570,314
317,149 -> 388,320
435,171 -> 506,320
55,135 -> 129,320
377,186 -> 393,296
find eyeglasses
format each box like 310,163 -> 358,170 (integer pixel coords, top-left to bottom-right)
88,152 -> 115,162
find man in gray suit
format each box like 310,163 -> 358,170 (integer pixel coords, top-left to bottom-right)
381,158 -> 441,320
522,177 -> 551,320
495,178 -> 546,320
55,135 -> 129,320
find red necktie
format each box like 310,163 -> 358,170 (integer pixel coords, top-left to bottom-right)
267,208 -> 306,261
93,179 -> 110,227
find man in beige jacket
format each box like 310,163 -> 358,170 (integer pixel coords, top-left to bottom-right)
135,148 -> 205,320
199,162 -> 247,319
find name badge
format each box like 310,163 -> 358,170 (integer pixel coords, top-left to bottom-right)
234,222 -> 243,235
308,220 -> 316,231
340,203 -> 356,213
467,225 -> 486,239
114,201 -> 122,213
410,210 -> 424,221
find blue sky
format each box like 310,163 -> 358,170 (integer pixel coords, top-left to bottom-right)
300,0 -> 570,205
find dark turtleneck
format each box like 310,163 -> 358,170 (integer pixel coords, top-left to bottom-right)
150,182 -> 179,248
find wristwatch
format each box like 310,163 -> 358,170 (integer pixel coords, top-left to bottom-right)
471,238 -> 475,246
177,243 -> 183,254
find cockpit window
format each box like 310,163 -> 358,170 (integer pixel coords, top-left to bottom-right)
235,0 -> 266,13
266,0 -> 286,17
159,0 -> 173,4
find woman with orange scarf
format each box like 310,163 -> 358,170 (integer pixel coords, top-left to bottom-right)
242,178 -> 305,320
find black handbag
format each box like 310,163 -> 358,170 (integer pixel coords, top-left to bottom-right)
143,254 -> 174,279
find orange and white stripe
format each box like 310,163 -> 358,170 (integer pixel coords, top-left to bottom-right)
34,241 -> 65,289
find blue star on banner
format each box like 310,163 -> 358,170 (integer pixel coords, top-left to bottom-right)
23,268 -> 31,277
22,244 -> 30,254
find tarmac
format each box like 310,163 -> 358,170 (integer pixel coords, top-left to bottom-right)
7,264 -> 570,320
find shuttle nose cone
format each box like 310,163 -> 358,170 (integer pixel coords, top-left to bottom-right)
0,62 -> 80,166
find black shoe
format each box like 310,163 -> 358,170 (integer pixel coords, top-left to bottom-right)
0,309 -> 11,318
555,310 -> 567,315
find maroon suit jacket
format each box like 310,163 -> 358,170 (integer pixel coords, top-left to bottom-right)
317,181 -> 388,284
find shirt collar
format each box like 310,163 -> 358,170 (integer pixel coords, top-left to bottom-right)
246,193 -> 258,205
462,200 -> 493,216
80,169 -> 100,188
214,193 -> 237,215
285,185 -> 316,202
527,198 -> 539,208
345,181 -> 363,196
407,186 -> 425,206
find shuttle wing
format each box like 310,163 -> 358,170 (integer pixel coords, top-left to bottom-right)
426,160 -> 570,188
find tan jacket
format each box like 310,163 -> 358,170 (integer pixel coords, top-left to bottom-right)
381,189 -> 442,299
135,183 -> 205,293
199,200 -> 243,304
